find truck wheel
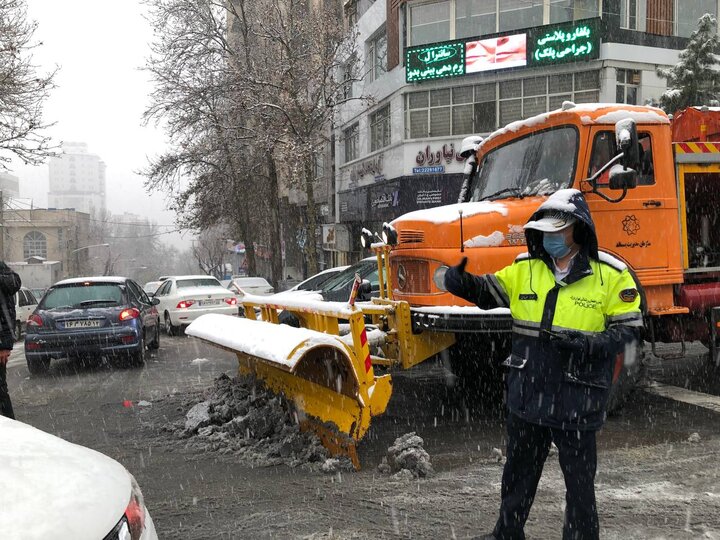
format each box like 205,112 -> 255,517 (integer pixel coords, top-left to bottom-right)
448,334 -> 508,412
27,356 -> 50,375
607,340 -> 644,414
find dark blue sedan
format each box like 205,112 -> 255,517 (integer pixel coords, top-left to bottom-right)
24,277 -> 161,374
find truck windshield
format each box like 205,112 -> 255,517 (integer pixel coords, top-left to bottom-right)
470,126 -> 578,201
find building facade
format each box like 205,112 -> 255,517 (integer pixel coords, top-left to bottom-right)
333,0 -> 701,262
48,142 -> 107,217
2,208 -> 92,280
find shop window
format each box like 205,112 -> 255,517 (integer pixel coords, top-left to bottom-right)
616,68 -> 640,105
370,105 -> 391,151
343,123 -> 359,163
675,0 -> 717,37
404,71 -> 599,138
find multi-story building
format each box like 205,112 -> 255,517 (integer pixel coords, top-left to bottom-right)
48,142 -> 107,217
333,0 -> 702,262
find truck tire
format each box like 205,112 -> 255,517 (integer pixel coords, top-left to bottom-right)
448,334 -> 509,412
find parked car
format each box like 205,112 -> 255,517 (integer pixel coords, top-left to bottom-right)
278,258 -> 382,326
29,287 -> 47,301
0,415 -> 157,539
273,265 -> 350,297
13,287 -> 39,340
227,276 -> 275,298
24,277 -> 161,374
143,280 -> 164,295
153,275 -> 238,336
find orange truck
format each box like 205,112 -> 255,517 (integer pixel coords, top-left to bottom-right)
388,103 -> 720,398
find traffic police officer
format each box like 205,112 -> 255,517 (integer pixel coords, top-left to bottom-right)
444,189 -> 642,540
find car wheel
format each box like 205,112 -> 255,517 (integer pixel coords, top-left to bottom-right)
26,356 -> 50,375
165,313 -> 179,336
148,324 -> 161,350
128,334 -> 146,368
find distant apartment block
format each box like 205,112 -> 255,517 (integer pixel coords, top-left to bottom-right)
0,172 -> 20,200
48,142 -> 107,217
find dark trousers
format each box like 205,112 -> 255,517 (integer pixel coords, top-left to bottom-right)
0,363 -> 14,419
493,413 -> 598,540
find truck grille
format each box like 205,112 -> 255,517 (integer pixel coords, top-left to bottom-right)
399,230 -> 425,244
391,259 -> 429,293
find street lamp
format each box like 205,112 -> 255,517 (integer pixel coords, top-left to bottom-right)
71,243 -> 110,254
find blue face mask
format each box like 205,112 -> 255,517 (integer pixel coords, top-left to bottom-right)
543,232 -> 571,258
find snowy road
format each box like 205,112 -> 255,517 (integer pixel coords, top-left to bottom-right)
5,335 -> 720,539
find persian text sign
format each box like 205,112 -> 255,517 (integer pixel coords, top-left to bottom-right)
527,19 -> 600,66
406,42 -> 465,83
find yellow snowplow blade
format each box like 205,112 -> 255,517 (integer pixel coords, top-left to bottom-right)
186,314 -> 392,468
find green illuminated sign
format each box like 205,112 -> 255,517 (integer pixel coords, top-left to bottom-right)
406,42 -> 465,83
528,19 -> 600,66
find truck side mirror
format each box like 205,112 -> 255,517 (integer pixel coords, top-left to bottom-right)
615,118 -> 641,170
608,164 -> 638,190
358,279 -> 372,300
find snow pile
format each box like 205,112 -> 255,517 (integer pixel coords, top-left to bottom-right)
377,432 -> 434,480
177,374 -> 338,469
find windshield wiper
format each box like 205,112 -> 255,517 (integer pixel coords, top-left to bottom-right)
78,299 -> 118,307
479,187 -> 524,201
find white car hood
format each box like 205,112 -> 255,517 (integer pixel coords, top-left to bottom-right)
0,417 -> 131,540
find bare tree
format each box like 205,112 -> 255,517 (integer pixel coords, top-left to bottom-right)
143,0 -> 367,281
0,0 -> 56,168
191,227 -> 229,278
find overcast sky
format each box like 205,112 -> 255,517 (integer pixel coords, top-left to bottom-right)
16,0 -> 192,250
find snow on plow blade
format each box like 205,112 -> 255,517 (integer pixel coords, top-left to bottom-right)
186,313 -> 392,468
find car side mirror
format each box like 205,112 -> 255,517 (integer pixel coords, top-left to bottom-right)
608,164 -> 638,190
151,297 -> 160,305
358,280 -> 372,300
615,118 -> 640,171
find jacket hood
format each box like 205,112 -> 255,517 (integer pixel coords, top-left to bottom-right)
525,189 -> 598,260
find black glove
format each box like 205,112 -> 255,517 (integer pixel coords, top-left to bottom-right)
444,257 -> 469,297
546,329 -> 589,358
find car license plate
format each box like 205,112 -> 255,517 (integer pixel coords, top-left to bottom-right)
199,299 -> 221,306
65,320 -> 102,329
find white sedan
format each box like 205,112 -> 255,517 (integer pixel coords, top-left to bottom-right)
153,275 -> 238,335
0,416 -> 157,540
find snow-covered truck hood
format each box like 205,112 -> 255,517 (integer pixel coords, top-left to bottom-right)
0,417 -> 131,539
391,197 -> 544,249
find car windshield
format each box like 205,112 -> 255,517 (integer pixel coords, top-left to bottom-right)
321,261 -> 382,292
231,278 -> 269,288
41,284 -> 124,309
297,271 -> 339,291
176,278 -> 221,288
470,126 -> 578,201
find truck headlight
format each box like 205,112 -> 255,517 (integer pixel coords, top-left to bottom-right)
433,266 -> 449,291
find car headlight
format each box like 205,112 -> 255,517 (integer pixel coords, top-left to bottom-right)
105,474 -> 146,540
433,266 -> 449,291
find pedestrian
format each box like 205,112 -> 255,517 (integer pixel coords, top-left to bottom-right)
0,261 -> 22,420
444,189 -> 642,540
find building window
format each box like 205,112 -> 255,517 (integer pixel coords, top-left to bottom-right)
345,0 -> 358,27
24,231 -> 47,259
499,0 -> 543,32
368,28 -> 387,81
414,0 -> 600,45
675,0 -> 717,37
616,69 -> 640,105
409,0 -> 450,46
340,58 -> 355,100
344,123 -> 359,163
370,105 -> 392,151
405,71 -> 599,138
